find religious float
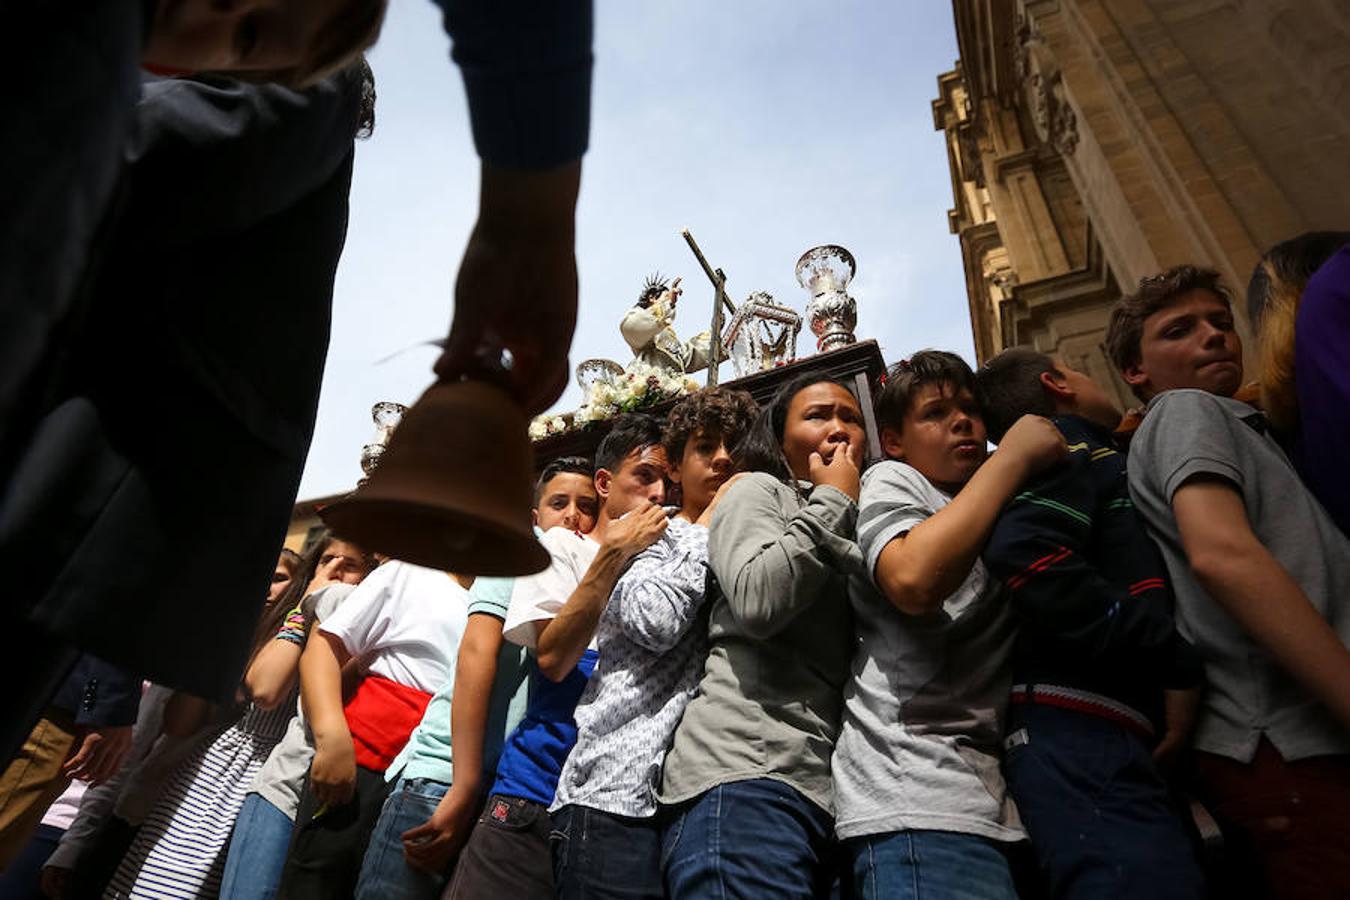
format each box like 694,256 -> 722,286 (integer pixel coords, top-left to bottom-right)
319,233 -> 887,573
527,233 -> 887,468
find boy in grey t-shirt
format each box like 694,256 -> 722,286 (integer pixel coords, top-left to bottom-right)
1107,265 -> 1350,898
835,351 -> 1065,899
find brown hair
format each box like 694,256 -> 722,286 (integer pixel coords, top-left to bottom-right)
874,350 -> 977,434
974,348 -> 1058,443
1104,265 -> 1230,398
1247,232 -> 1350,431
663,388 -> 760,464
247,532 -> 373,661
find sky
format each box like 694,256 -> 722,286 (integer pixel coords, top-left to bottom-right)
299,1 -> 969,499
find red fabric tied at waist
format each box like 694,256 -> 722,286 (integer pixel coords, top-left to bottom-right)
342,673 -> 434,772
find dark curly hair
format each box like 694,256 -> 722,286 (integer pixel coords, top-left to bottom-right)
663,388 -> 759,464
1105,265 -> 1230,384
874,350 -> 977,433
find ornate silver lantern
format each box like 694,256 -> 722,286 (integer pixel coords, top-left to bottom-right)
721,291 -> 802,377
360,400 -> 408,477
796,244 -> 858,353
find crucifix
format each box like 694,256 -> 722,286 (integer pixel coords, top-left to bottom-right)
681,229 -> 737,388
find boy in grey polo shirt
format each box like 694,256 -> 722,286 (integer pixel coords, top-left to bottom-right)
1107,264 -> 1350,900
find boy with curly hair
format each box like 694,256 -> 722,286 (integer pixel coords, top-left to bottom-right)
549,388 -> 758,900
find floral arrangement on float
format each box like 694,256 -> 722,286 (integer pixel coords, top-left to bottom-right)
529,360 -> 701,441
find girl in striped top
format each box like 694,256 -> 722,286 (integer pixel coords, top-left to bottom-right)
104,536 -> 372,899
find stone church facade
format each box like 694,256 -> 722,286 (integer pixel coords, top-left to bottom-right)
934,0 -> 1350,405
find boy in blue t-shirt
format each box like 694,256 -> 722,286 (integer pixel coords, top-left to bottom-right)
443,415 -> 671,900
350,457 -> 597,897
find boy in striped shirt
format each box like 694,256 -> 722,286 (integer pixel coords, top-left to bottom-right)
975,348 -> 1205,899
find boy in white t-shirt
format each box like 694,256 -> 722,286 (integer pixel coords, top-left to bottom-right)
276,560 -> 471,899
349,456 -> 600,899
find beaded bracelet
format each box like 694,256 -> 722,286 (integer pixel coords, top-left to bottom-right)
274,604 -> 308,646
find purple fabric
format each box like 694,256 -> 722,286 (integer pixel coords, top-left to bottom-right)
1293,246 -> 1350,536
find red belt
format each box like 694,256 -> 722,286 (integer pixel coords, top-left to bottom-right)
343,673 -> 434,771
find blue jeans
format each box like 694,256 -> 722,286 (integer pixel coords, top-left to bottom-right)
1003,705 -> 1205,899
551,804 -> 663,899
845,829 -> 1018,900
355,777 -> 452,900
220,793 -> 294,900
662,778 -> 835,899
0,823 -> 63,900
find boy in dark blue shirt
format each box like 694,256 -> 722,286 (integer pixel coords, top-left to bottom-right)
975,348 -> 1205,899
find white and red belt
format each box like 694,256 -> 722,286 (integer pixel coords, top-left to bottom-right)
1009,683 -> 1155,739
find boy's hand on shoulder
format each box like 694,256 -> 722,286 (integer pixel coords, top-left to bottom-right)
994,415 -> 1067,480
605,502 -> 669,561
809,439 -> 862,501
697,473 -> 750,527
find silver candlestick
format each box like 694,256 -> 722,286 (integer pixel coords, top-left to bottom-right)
360,400 -> 408,477
796,244 -> 858,353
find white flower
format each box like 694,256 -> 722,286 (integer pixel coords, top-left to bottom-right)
529,417 -> 549,441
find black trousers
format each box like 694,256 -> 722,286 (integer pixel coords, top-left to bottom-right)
277,766 -> 393,900
444,794 -> 554,900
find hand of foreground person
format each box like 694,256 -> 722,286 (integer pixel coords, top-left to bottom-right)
994,414 -> 1068,480
309,735 -> 357,808
62,724 -> 133,786
604,502 -> 670,562
401,783 -> 479,873
697,473 -> 750,527
434,162 -> 582,416
809,438 -> 863,501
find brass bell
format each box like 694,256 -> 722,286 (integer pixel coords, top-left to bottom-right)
321,380 -> 549,576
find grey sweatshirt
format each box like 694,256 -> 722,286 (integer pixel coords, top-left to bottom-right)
659,473 -> 864,814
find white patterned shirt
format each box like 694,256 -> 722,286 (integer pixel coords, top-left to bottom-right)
550,515 -> 711,818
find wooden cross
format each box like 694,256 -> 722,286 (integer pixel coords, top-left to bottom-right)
681,229 -> 737,388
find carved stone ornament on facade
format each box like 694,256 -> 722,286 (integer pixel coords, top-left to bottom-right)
1013,14 -> 1031,81
958,125 -> 986,188
989,267 -> 1019,300
1049,83 -> 1079,156
1018,14 -> 1079,157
